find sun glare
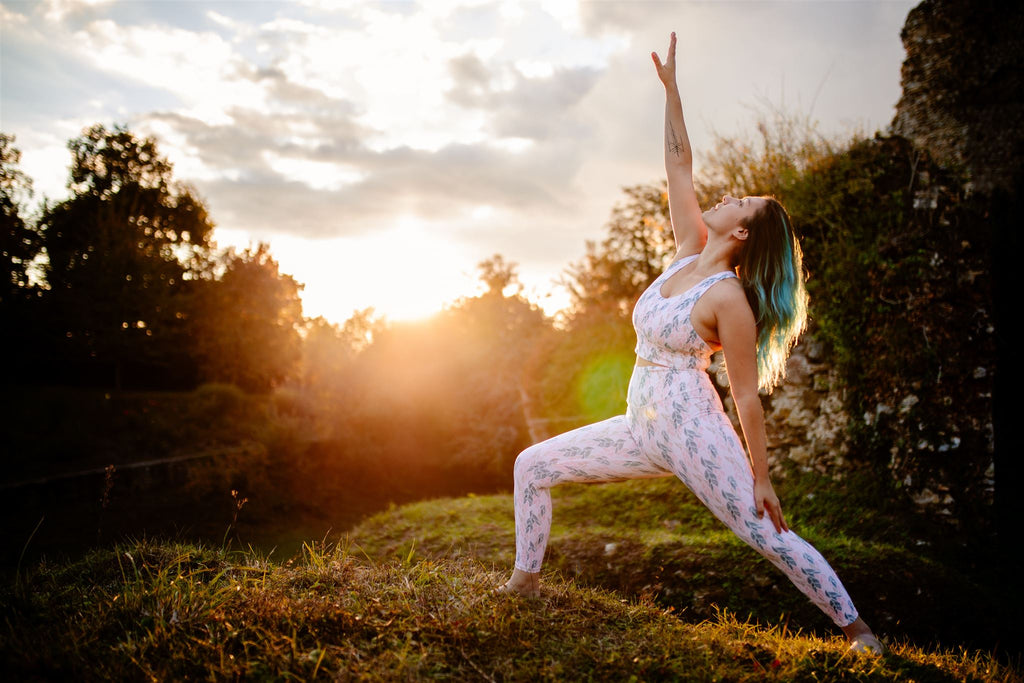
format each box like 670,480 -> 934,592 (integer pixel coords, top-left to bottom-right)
219,218 -> 478,326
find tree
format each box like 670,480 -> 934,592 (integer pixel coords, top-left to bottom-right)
297,308 -> 384,401
0,133 -> 40,308
562,184 -> 675,324
36,124 -> 215,388
191,242 -> 304,393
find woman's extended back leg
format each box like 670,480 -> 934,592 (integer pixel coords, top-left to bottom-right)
513,415 -> 670,573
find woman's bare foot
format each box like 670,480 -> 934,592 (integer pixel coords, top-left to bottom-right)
495,568 -> 540,597
841,617 -> 885,655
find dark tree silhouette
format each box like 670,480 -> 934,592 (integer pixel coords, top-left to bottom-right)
0,133 -> 39,308
191,242 -> 304,393
36,124 -> 215,389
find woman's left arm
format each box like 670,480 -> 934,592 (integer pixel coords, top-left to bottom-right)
714,283 -> 790,534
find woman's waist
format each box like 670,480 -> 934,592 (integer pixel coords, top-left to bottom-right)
629,357 -> 718,397
632,346 -> 712,372
632,356 -> 713,378
635,356 -> 671,369
627,364 -> 722,416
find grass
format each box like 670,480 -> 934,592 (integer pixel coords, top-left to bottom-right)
2,537 -> 1018,682
350,467 -> 1013,656
1,466 -> 1018,681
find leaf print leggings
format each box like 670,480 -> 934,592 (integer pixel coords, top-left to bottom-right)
513,364 -> 860,627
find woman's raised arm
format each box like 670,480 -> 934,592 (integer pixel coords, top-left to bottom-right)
652,32 -> 707,258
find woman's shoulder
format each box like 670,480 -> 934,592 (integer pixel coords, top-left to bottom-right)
704,276 -> 750,309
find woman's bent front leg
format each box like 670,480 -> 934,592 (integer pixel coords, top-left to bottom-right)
513,415 -> 668,573
656,408 -> 860,627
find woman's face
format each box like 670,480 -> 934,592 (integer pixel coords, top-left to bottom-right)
704,195 -> 766,233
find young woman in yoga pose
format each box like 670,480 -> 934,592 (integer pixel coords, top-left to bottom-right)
498,33 -> 884,655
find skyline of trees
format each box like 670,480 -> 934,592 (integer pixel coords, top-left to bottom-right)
1,126 -> 308,391
0,114 -> 999,532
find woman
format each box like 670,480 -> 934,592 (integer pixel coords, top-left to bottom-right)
498,33 -> 885,655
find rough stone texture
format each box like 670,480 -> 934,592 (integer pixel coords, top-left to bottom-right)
892,0 -> 1024,194
710,335 -> 852,479
887,0 -> 1005,523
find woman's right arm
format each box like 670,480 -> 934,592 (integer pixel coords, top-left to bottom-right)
652,33 -> 707,258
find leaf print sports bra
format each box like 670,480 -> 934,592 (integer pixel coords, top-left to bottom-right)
632,253 -> 738,371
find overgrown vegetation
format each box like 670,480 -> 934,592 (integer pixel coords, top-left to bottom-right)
785,137 -> 993,518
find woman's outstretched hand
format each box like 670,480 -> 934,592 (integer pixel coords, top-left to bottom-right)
651,31 -> 677,87
754,478 -> 790,534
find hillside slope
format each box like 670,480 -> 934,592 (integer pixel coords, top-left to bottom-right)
350,470 -> 1012,656
1,536 -> 1018,682
1,468 -> 1018,680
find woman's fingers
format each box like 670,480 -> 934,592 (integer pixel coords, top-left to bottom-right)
653,33 -> 676,70
754,481 -> 789,534
652,33 -> 677,85
773,503 -> 789,534
762,497 -> 786,534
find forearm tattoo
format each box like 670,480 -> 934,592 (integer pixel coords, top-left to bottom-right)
667,121 -> 684,157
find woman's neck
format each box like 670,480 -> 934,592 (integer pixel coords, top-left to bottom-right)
695,234 -> 738,274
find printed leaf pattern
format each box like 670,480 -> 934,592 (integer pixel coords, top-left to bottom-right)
510,257 -> 859,628
632,254 -> 737,372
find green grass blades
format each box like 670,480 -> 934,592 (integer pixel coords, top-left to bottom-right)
2,536 -> 1019,681
1,467 -> 1019,681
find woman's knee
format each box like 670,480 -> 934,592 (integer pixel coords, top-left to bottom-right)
513,443 -> 544,483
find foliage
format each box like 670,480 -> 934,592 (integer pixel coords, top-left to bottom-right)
0,133 -> 39,307
2,124 -> 313,393
781,135 -> 993,522
256,257 -> 554,521
190,242 -> 305,393
324,257 -> 549,483
695,103 -> 841,205
562,184 -> 675,324
30,124 -> 214,388
524,313 -> 636,432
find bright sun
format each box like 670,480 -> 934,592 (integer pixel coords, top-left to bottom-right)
220,217 -> 478,326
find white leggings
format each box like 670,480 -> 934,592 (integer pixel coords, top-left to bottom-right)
513,364 -> 859,627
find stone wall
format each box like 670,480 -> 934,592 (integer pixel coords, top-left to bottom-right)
892,0 -> 1024,194
714,328 -> 991,519
711,334 -> 852,480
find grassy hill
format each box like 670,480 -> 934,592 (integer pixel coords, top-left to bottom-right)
1,467 -> 1020,681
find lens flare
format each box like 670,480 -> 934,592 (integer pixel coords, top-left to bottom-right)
575,351 -> 634,422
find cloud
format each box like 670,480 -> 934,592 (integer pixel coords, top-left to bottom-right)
2,0 -> 918,320
70,18 -> 264,124
446,52 -> 601,141
148,103 -> 585,240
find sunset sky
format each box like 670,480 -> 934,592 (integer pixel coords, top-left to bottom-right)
1,0 -> 915,323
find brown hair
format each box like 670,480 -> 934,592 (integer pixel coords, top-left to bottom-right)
734,197 -> 808,391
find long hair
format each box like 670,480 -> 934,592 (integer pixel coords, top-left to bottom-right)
735,196 -> 808,392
